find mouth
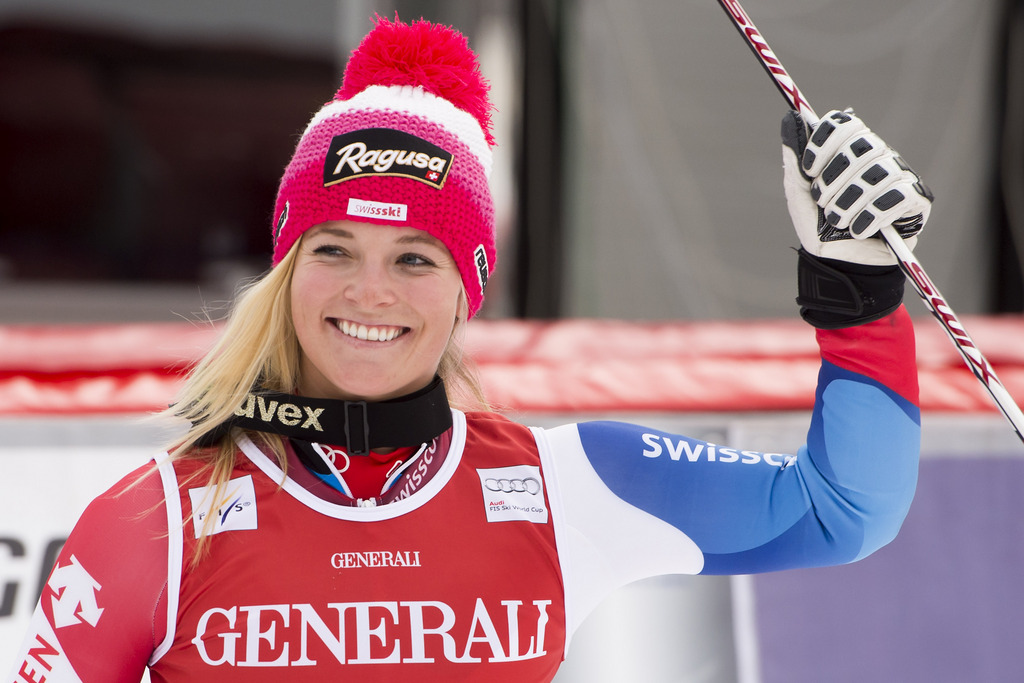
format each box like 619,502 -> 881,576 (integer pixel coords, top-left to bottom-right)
332,319 -> 408,342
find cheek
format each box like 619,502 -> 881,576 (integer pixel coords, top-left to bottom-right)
411,283 -> 462,344
289,278 -> 307,328
290,269 -> 327,331
431,278 -> 465,324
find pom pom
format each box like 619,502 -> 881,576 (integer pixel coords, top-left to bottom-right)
338,15 -> 495,146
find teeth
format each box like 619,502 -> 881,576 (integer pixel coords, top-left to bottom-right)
337,320 -> 402,342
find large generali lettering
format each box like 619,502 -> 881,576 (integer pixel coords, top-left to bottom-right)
191,598 -> 552,666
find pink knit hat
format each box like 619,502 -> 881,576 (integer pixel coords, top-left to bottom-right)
271,16 -> 496,317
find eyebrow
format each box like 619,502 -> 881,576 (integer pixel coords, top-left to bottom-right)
396,233 -> 445,248
311,226 -> 445,249
311,226 -> 353,239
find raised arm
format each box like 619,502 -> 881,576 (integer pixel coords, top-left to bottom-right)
540,111 -> 928,628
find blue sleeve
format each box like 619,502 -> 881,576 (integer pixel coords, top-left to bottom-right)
575,359 -> 920,575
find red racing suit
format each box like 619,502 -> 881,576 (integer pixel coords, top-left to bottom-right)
8,310 -> 921,682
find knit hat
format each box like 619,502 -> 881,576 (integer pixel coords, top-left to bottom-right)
271,16 -> 496,317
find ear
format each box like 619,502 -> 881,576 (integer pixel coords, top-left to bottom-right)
455,287 -> 469,323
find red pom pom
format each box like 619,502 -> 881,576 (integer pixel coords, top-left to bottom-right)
338,15 -> 495,146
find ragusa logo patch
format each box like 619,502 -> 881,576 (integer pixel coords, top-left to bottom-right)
188,475 -> 258,539
324,128 -> 453,189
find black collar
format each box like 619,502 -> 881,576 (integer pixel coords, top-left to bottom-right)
197,377 -> 452,455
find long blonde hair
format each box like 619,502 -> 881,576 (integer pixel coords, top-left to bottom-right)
158,236 -> 488,557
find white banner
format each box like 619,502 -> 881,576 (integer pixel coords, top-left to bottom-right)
1,445 -> 154,673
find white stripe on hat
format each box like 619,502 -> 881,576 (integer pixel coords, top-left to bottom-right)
303,84 -> 493,179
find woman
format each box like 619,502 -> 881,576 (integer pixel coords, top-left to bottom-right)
9,16 -> 930,683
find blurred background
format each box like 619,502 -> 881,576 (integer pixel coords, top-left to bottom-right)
2,1 -> 1023,681
1,0 -> 1022,323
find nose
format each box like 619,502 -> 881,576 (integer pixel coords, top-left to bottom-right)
343,261 -> 398,309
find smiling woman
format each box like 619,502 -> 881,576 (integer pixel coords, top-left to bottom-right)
290,221 -> 466,403
9,14 -> 928,683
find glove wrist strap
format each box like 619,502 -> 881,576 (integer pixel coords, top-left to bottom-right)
796,248 -> 905,329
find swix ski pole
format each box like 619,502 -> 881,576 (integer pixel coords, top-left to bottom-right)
716,0 -> 1024,444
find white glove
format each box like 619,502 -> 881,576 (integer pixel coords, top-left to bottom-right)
782,109 -> 933,266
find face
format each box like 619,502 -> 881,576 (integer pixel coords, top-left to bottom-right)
290,220 -> 465,402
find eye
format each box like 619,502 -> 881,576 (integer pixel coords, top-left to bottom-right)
312,243 -> 348,257
398,252 -> 436,267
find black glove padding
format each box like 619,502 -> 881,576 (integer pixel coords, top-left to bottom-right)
782,109 -> 933,266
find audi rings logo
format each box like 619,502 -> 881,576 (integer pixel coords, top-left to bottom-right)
484,477 -> 541,495
477,465 -> 548,524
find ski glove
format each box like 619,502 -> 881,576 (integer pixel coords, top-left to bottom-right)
781,109 -> 933,266
781,109 -> 934,328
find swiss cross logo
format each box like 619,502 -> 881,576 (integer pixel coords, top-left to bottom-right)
48,555 -> 103,628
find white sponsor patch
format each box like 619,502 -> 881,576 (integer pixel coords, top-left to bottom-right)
477,465 -> 548,523
347,198 -> 408,222
188,475 -> 258,538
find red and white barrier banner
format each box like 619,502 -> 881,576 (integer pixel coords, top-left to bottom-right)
2,317 -> 1023,415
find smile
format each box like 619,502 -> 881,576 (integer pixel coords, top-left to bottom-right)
334,319 -> 407,342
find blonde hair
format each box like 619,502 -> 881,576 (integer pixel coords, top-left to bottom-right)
158,236 -> 487,560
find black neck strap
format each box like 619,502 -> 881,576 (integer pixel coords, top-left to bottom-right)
199,376 -> 452,455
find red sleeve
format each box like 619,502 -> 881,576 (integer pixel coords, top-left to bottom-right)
9,461 -> 169,683
817,305 -> 919,405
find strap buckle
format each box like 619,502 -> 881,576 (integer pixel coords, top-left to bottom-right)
344,401 -> 370,455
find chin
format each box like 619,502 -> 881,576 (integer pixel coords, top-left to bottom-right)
324,375 -> 420,403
